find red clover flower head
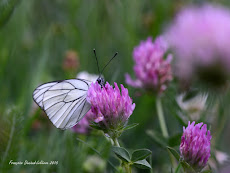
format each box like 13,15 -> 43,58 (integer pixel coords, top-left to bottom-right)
87,82 -> 135,137
180,121 -> 212,171
125,37 -> 173,94
166,4 -> 230,86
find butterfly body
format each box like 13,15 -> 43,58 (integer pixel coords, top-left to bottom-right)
97,76 -> 105,87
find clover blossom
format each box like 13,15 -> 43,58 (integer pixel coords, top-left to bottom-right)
180,121 -> 212,171
125,37 -> 173,94
166,4 -> 230,86
87,82 -> 135,138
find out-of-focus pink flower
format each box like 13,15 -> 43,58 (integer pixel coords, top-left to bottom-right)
166,4 -> 230,86
72,110 -> 94,134
125,37 -> 173,94
180,121 -> 212,171
208,150 -> 229,171
87,82 -> 135,137
62,50 -> 80,71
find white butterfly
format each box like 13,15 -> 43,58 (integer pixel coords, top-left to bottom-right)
32,49 -> 117,130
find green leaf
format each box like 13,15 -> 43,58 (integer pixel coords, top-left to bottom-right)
89,124 -> 102,130
131,149 -> 152,162
89,122 -> 107,132
168,133 -> 182,147
166,146 -> 180,161
180,161 -> 196,173
146,130 -> 168,148
175,162 -> 182,173
133,159 -> 152,169
123,123 -> 139,131
112,146 -> 130,163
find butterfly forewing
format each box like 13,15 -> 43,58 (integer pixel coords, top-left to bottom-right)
32,79 -> 92,129
33,82 -> 59,109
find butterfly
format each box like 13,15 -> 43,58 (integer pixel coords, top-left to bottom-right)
32,49 -> 117,130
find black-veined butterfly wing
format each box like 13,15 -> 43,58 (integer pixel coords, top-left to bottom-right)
33,79 -> 91,130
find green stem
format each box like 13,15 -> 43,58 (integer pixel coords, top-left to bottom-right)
124,163 -> 132,173
113,138 -> 120,147
112,138 -> 132,173
156,97 -> 169,138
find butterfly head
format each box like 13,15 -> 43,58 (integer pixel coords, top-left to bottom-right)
97,77 -> 105,87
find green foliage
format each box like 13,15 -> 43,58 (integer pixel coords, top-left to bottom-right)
175,163 -> 182,173
112,146 -> 152,170
0,107 -> 23,171
166,146 -> 180,162
131,149 -> 152,162
0,0 -> 20,28
112,146 -> 131,163
123,123 -> 139,131
180,161 -> 196,173
133,159 -> 152,169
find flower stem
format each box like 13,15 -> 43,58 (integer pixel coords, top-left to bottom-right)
113,138 -> 120,147
124,163 -> 132,173
111,138 -> 132,173
156,97 -> 168,138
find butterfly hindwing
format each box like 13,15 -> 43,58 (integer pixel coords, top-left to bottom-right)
32,79 -> 91,129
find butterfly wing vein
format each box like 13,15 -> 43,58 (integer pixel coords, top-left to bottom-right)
32,79 -> 91,129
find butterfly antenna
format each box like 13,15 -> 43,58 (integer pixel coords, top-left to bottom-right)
93,49 -> 101,75
101,52 -> 118,74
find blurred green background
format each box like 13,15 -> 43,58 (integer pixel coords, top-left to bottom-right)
1,0 -> 230,172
